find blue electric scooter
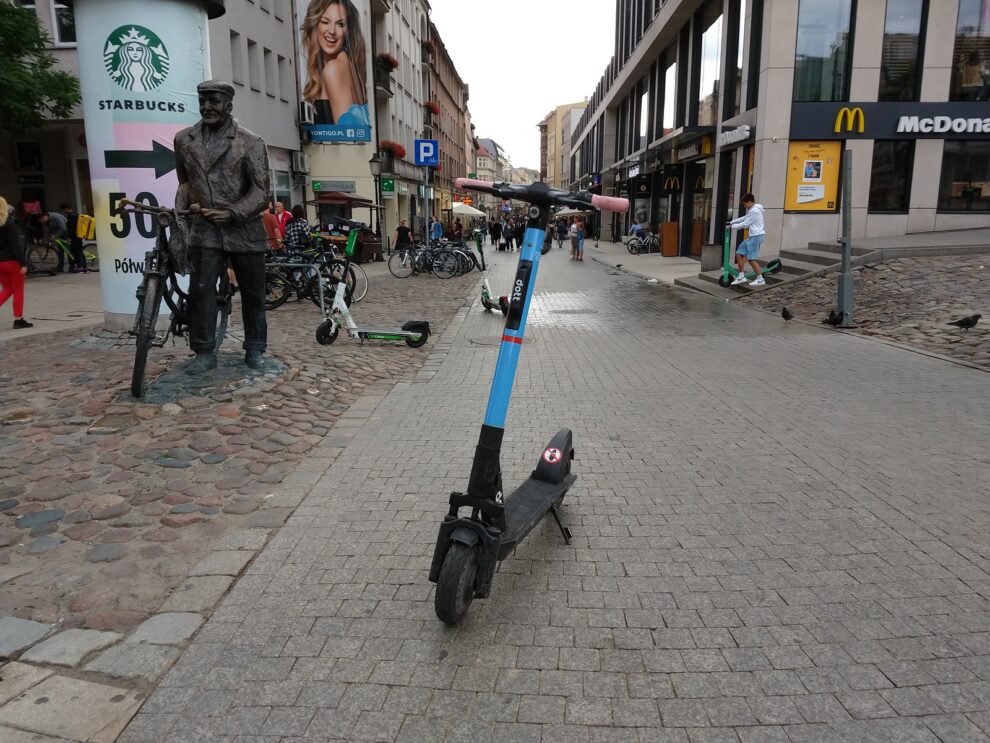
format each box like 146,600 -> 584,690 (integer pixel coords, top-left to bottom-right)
428,178 -> 629,625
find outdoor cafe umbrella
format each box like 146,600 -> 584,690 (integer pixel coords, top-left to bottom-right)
451,201 -> 486,217
554,206 -> 592,217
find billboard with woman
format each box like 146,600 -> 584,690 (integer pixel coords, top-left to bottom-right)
298,0 -> 372,142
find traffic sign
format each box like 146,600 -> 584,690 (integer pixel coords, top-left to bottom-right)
414,139 -> 439,166
381,177 -> 395,193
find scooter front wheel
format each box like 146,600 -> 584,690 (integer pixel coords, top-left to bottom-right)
316,319 -> 339,345
435,541 -> 478,625
717,272 -> 733,287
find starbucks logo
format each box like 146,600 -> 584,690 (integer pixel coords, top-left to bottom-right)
104,25 -> 170,92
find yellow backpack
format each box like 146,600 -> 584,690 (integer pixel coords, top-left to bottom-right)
76,213 -> 95,240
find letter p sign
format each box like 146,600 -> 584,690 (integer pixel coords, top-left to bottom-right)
415,139 -> 439,167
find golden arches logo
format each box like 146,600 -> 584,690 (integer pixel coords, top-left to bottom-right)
834,107 -> 865,134
663,176 -> 681,190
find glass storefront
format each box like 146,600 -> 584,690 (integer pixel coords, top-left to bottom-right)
938,140 -> 990,211
687,159 -> 714,256
879,0 -> 926,101
950,0 -> 990,101
869,140 -> 914,212
793,0 -> 854,102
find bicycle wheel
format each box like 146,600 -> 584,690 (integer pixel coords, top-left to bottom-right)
307,272 -> 351,309
264,269 -> 292,310
25,244 -> 55,274
131,274 -> 163,398
349,262 -> 369,302
432,250 -> 460,279
83,244 -> 99,272
389,249 -> 416,278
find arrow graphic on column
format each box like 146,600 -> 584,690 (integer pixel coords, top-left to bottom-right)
104,140 -> 176,179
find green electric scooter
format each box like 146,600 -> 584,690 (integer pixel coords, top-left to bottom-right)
717,226 -> 782,287
474,230 -> 508,315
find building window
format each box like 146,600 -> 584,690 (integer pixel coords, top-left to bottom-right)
938,140 -> 990,211
277,55 -> 290,102
879,0 -> 926,101
950,0 -> 990,100
264,48 -> 276,98
14,1 -> 36,14
247,40 -> 261,92
732,0 -> 748,116
696,1 -> 722,126
868,140 -> 913,212
793,0 -> 854,102
230,31 -> 245,85
662,53 -> 676,136
51,1 -> 75,44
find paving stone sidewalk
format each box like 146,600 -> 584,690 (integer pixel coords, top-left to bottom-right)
0,261 -> 475,696
120,250 -> 990,742
739,255 -> 989,368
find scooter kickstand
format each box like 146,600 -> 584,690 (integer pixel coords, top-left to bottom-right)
550,506 -> 571,545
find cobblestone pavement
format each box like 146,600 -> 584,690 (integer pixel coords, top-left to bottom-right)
120,248 -> 990,742
0,260 -> 474,647
739,255 -> 989,368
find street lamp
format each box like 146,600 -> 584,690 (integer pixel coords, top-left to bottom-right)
368,151 -> 382,239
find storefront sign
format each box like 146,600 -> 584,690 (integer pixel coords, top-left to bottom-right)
628,165 -> 640,178
17,175 -> 45,184
784,141 -> 841,212
659,165 -> 683,195
75,0 -> 217,324
791,102 -> 990,140
675,136 -> 713,162
632,174 -> 651,198
312,179 -> 356,192
717,125 -> 751,147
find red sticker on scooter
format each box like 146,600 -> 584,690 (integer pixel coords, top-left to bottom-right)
543,447 -> 562,464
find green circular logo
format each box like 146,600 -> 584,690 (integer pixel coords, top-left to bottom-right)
103,25 -> 170,92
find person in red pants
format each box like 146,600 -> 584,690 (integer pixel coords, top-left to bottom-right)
0,197 -> 32,329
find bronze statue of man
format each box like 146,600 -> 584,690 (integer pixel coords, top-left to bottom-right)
174,80 -> 270,372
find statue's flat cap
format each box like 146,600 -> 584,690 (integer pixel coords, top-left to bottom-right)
197,80 -> 235,98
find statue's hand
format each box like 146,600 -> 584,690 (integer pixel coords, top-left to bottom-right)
189,203 -> 202,214
202,208 -> 233,224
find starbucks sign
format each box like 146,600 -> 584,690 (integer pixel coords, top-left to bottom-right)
103,25 -> 171,92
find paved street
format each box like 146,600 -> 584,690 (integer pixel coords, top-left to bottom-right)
103,247 -> 990,742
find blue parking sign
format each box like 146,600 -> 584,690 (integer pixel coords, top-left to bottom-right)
415,139 -> 439,166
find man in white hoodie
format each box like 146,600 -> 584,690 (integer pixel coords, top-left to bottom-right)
726,193 -> 766,287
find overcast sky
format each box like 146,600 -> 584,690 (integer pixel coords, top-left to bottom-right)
426,0 -> 616,170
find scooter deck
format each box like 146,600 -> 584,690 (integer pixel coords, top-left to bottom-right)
356,326 -> 418,336
499,473 -> 576,559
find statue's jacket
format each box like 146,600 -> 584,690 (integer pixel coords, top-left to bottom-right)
174,118 -> 270,254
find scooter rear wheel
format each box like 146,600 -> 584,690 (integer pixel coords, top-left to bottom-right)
435,542 -> 478,625
765,258 -> 782,274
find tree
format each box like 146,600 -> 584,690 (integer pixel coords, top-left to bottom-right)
0,3 -> 81,136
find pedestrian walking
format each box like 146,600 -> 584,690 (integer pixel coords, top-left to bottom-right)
726,192 -> 766,287
274,201 -> 291,238
431,218 -> 444,242
568,217 -> 579,260
38,206 -> 72,273
452,218 -> 463,240
490,219 -> 502,249
0,197 -> 32,329
555,218 -> 567,248
513,220 -> 524,252
576,217 -> 586,260
62,203 -> 88,272
393,218 -> 413,249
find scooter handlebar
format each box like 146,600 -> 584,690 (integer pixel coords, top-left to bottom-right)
455,178 -> 630,214
591,194 -> 629,213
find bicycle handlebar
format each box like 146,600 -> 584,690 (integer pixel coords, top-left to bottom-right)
454,178 -> 629,213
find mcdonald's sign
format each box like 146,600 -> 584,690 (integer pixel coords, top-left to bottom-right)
833,106 -> 865,134
660,165 -> 683,195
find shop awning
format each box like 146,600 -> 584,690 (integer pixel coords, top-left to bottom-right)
307,192 -> 384,209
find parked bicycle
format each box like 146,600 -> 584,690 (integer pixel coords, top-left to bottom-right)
25,235 -> 100,274
627,231 -> 660,255
121,199 -> 231,398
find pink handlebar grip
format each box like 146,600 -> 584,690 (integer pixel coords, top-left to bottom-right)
591,194 -> 630,213
454,178 -> 495,191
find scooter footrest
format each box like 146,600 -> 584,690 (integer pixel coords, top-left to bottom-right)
499,474 -> 576,558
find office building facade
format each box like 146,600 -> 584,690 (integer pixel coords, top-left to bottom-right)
569,0 -> 990,257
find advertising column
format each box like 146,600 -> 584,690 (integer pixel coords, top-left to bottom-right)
74,0 -> 223,329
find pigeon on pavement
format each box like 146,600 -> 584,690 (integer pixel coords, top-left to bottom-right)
947,314 -> 981,330
821,310 -> 844,326
781,307 -> 794,321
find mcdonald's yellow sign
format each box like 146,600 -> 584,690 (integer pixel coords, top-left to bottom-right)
833,106 -> 865,134
663,176 -> 681,191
